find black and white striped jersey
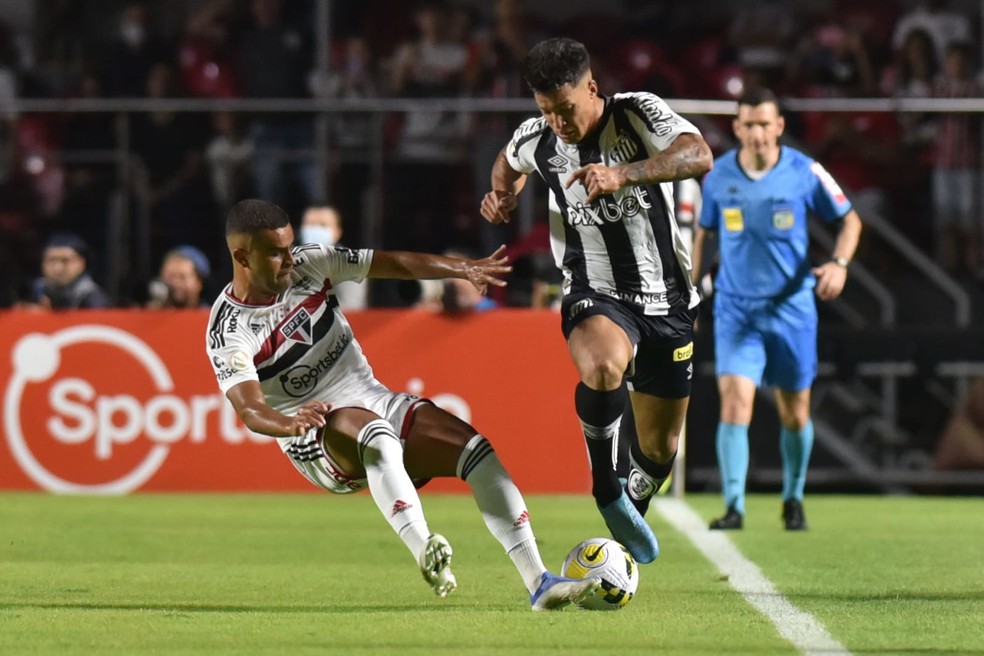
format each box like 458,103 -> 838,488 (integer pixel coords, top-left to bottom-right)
506,92 -> 702,316
205,243 -> 379,416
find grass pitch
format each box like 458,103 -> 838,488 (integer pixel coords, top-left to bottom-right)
1,493 -> 982,655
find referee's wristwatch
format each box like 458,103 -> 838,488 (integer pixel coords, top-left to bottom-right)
832,256 -> 850,269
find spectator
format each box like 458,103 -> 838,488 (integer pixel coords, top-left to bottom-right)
931,42 -> 982,275
788,20 -> 876,97
384,1 -> 475,253
389,0 -> 473,161
299,205 -> 369,310
238,0 -> 316,215
882,29 -> 938,148
180,0 -> 244,99
309,36 -> 379,152
27,232 -> 110,309
146,245 -> 211,309
130,63 -> 213,262
205,111 -> 254,212
471,0 -> 542,255
103,3 -> 174,97
893,0 -> 971,67
728,0 -> 797,90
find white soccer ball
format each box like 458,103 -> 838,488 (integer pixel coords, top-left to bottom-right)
561,537 -> 639,610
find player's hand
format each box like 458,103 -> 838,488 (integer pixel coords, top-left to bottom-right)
480,190 -> 518,224
464,245 -> 512,294
812,262 -> 848,301
566,164 -> 626,204
288,400 -> 332,436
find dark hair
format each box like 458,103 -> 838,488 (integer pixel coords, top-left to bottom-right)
521,37 -> 591,93
737,87 -> 780,112
166,245 -> 211,280
44,232 -> 91,262
226,199 -> 290,236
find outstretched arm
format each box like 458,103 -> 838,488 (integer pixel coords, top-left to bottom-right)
369,246 -> 512,294
226,380 -> 330,437
480,147 -> 528,224
567,133 -> 714,204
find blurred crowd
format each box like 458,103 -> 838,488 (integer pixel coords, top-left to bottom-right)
0,0 -> 982,311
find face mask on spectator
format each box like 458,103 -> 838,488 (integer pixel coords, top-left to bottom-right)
121,21 -> 145,47
300,225 -> 339,246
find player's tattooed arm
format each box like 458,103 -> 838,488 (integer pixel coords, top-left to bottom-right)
620,133 -> 713,185
567,134 -> 713,204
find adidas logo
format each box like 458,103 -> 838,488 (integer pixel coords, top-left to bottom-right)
513,510 -> 530,527
391,499 -> 413,516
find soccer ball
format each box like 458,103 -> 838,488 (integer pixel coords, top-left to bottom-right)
561,537 -> 639,610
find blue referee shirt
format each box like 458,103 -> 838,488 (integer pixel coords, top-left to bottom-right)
699,146 -> 852,299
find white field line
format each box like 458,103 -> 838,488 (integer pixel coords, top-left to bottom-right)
653,498 -> 852,656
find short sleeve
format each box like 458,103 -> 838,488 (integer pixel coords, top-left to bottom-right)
806,161 -> 853,222
206,328 -> 259,395
294,243 -> 373,284
617,92 -> 701,155
505,117 -> 545,175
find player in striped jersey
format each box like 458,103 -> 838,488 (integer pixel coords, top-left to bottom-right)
206,199 -> 600,610
480,38 -> 713,563
693,88 -> 863,531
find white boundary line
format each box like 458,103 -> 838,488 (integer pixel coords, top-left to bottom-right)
654,498 -> 852,656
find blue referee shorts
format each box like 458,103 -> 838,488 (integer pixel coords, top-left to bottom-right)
712,289 -> 817,391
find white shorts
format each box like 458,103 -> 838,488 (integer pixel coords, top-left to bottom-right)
277,390 -> 430,494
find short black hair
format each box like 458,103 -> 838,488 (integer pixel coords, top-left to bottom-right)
521,37 -> 590,93
226,199 -> 290,236
44,232 -> 90,262
737,87 -> 780,113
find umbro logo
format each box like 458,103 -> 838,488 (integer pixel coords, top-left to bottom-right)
513,510 -> 530,527
727,186 -> 738,194
547,154 -> 568,173
391,499 -> 413,516
568,298 -> 594,319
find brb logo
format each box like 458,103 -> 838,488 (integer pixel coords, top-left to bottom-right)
4,325 -> 267,494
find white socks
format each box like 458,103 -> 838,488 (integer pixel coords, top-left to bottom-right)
358,425 -> 549,595
458,435 -> 546,593
357,419 -> 431,559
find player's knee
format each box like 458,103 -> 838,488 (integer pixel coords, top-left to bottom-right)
640,437 -> 678,464
576,358 -> 624,390
356,419 -> 401,465
782,414 -> 810,431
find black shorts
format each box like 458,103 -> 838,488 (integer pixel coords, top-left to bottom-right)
560,292 -> 698,398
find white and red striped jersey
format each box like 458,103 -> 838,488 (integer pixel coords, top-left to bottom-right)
205,244 -> 379,415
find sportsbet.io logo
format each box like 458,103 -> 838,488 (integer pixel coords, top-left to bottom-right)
5,325 -> 267,494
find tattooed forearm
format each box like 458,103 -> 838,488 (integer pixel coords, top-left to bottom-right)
619,134 -> 713,185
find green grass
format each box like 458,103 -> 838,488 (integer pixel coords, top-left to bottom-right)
1,493 -> 982,655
